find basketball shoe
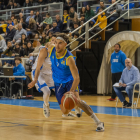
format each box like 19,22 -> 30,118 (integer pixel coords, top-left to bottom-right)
62,112 -> 76,117
75,106 -> 82,117
96,122 -> 104,132
43,103 -> 50,118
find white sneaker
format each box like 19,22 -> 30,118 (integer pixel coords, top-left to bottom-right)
75,106 -> 82,118
96,122 -> 104,132
43,103 -> 50,118
62,112 -> 76,117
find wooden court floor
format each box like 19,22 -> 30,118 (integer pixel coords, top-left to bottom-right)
0,96 -> 140,140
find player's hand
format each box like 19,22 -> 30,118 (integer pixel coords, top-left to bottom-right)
28,80 -> 37,89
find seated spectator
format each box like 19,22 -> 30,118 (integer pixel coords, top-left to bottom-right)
26,18 -> 37,36
20,33 -> 28,47
56,14 -> 63,32
25,10 -> 35,24
19,18 -> 27,29
113,58 -> 140,107
62,10 -> 70,30
32,33 -> 40,48
89,19 -> 96,28
0,1 -> 5,10
12,23 -> 27,44
46,31 -> 53,42
27,41 -> 34,56
64,0 -> 75,12
7,1 -> 13,9
71,22 -> 79,34
1,41 -> 14,65
79,14 -> 86,25
40,32 -> 48,46
13,19 -> 18,30
37,0 -> 45,5
13,2 -> 21,14
4,24 -> 16,42
6,19 -> 14,32
69,7 -> 78,21
0,20 -> 7,34
47,0 -> 55,3
97,1 -> 106,13
10,57 -> 26,96
17,13 -> 26,23
34,11 -> 42,26
23,0 -> 32,10
90,8 -> 107,40
11,15 -> 15,23
13,43 -> 21,56
39,13 -> 53,28
0,35 -> 7,53
69,32 -> 79,50
85,5 -> 95,21
51,21 -> 60,33
106,0 -> 122,30
80,7 -> 86,17
20,43 -> 28,57
44,24 -> 53,36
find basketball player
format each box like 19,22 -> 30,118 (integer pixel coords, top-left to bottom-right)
31,34 -> 75,118
28,33 -> 104,131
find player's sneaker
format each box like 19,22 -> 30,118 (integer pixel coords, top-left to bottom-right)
43,103 -> 50,118
62,112 -> 76,117
96,122 -> 104,132
75,106 -> 82,118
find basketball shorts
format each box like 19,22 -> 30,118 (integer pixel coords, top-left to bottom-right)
55,80 -> 79,105
32,70 -> 54,92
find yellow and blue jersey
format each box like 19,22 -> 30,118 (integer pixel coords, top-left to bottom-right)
49,47 -> 76,84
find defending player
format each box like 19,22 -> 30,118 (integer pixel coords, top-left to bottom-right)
28,33 -> 104,131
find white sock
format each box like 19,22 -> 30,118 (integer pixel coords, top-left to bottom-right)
90,113 -> 100,124
42,86 -> 51,107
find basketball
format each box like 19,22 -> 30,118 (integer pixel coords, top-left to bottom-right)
61,92 -> 77,110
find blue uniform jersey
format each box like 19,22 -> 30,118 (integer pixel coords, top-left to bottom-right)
49,47 -> 76,84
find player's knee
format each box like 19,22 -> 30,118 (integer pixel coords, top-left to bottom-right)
42,86 -> 51,96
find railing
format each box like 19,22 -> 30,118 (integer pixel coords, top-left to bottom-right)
69,0 -> 129,52
0,2 -> 63,21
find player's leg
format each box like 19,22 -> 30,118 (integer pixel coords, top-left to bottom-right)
74,92 -> 104,131
32,71 -> 50,118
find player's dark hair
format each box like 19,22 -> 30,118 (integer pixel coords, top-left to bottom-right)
114,43 -> 121,48
56,33 -> 69,43
14,57 -> 21,62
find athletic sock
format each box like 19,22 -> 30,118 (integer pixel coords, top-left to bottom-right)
90,113 -> 100,124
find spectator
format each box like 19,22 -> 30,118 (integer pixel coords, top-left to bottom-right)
0,20 -> 7,34
44,24 -> 53,36
80,7 -> 86,17
25,10 -> 35,24
17,13 -> 26,23
69,31 -> 79,50
13,2 -> 21,15
56,14 -> 63,32
20,42 -> 28,57
97,1 -> 106,13
6,19 -> 14,32
79,14 -> 86,25
13,43 -> 21,56
85,5 -> 95,21
51,21 -> 60,33
34,11 -> 43,26
0,35 -> 7,53
0,1 -> 5,10
64,0 -> 73,11
1,41 -> 14,65
114,58 -> 140,107
10,57 -> 26,95
13,19 -> 18,29
39,13 -> 53,28
19,18 -> 27,29
62,10 -> 70,30
46,31 -> 53,42
23,0 -> 32,7
47,0 -> 55,3
107,43 -> 127,101
12,23 -> 27,44
40,32 -> 48,46
20,33 -> 28,47
90,8 -> 107,40
27,41 -> 34,56
26,18 -> 37,36
37,0 -> 45,5
89,19 -> 96,28
7,1 -> 13,9
5,24 -> 16,42
11,15 -> 15,23
106,0 -> 122,30
32,33 -> 39,48
69,7 -> 78,22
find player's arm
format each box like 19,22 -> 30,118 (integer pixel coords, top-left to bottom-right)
67,57 -> 80,92
28,48 -> 48,89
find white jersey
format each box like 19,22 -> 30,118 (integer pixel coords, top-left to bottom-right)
32,46 -> 52,75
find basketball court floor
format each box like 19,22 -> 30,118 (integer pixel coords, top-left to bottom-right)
0,96 -> 140,140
